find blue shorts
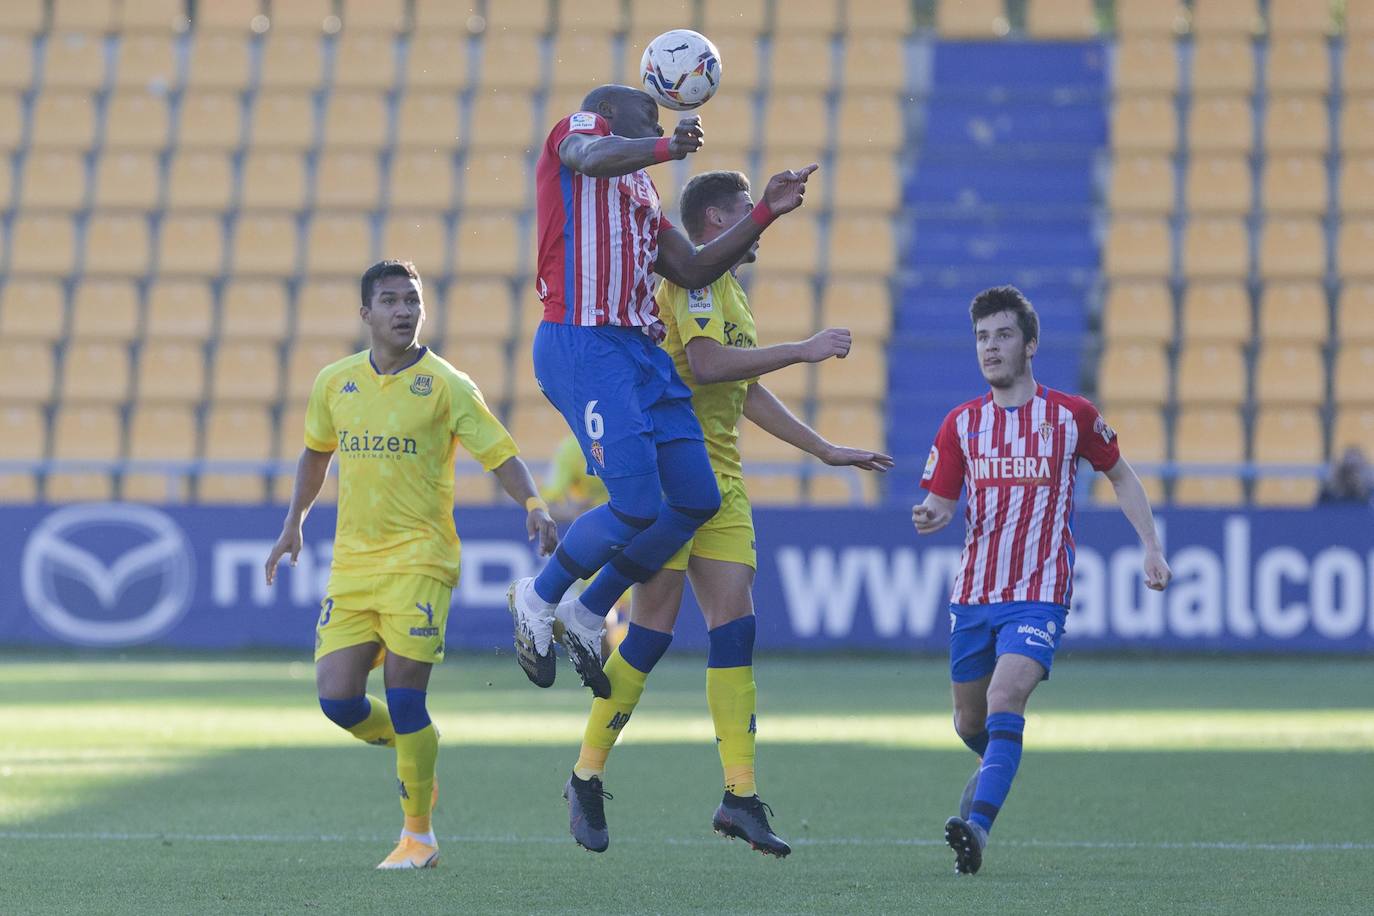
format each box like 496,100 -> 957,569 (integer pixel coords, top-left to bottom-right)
948,601 -> 1069,683
532,321 -> 703,479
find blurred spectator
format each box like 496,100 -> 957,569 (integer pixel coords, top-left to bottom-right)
1317,446 -> 1374,506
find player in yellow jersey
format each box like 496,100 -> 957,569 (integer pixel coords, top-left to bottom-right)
562,172 -> 894,855
264,260 -> 558,870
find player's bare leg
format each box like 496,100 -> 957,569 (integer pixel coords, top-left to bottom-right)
950,675 -> 992,821
377,653 -> 440,870
316,643 -> 395,747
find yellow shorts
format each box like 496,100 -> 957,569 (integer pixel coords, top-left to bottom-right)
313,572 -> 453,666
665,474 -> 756,571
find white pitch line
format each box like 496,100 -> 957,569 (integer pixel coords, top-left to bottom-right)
0,831 -> 1369,853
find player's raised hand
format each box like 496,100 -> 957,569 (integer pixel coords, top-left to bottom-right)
912,501 -> 953,535
528,506 -> 559,557
668,115 -> 704,158
822,444 -> 895,472
264,524 -> 303,586
801,327 -> 852,362
761,163 -> 819,217
1143,549 -> 1172,591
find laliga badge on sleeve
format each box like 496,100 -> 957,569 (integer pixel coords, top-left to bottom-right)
922,445 -> 939,481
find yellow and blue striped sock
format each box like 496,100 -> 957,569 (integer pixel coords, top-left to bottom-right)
707,616 -> 757,798
574,624 -> 673,779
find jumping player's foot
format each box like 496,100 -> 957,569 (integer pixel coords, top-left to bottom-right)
944,816 -> 987,875
553,598 -> 610,698
376,835 -> 439,870
958,763 -> 980,821
712,792 -> 792,858
507,578 -> 556,688
564,772 -> 612,853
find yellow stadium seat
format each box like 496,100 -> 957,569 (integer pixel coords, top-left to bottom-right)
478,32 -> 542,92
113,32 -> 174,90
323,91 -> 389,150
1255,343 -> 1324,406
815,403 -> 884,449
1108,155 -> 1174,216
165,152 -> 233,211
1338,283 -> 1374,341
1175,343 -> 1246,405
506,402 -> 564,462
1351,0 -> 1374,34
831,153 -> 899,213
758,359 -> 811,401
445,339 -> 509,403
1181,217 -> 1248,280
807,472 -> 879,507
774,0 -> 839,33
221,280 -> 289,342
389,152 -> 455,211
1258,283 -> 1328,343
259,31 -> 324,90
562,0 -> 627,32
1252,407 -> 1322,505
239,151 -> 306,211
1342,37 -> 1374,94
0,279 -> 64,343
92,152 -> 159,210
48,404 -> 121,501
771,35 -> 833,94
1261,156 -> 1327,216
1191,37 -> 1254,94
231,214 -> 298,277
836,94 -> 902,152
436,278 -> 516,343
0,341 -> 57,403
1191,0 -> 1259,34
667,91 -> 753,153
482,0 -> 549,31
936,0 -> 1008,38
1187,94 -> 1252,154
0,405 -> 45,500
335,32 -> 398,90
746,272 -> 818,341
411,0 -> 477,30
106,88 -> 174,148
744,213 -> 817,275
1092,406 -> 1166,502
194,0 -> 260,30
250,92 -> 315,150
1338,158 -> 1374,216
298,280 -> 366,343
405,34 -> 470,91
1026,0 -> 1097,37
177,91 -> 243,150
1265,36 -> 1330,94
1172,407 -> 1245,506
43,31 -> 107,91
380,214 -> 448,277
1334,344 -> 1374,404
1180,281 -> 1252,343
210,342 -> 281,405
157,214 -> 224,276
454,213 -> 522,277
820,277 -> 891,337
741,472 -> 805,506
267,0 -> 333,31
1097,343 -> 1169,405
740,414 -> 813,461
549,32 -> 616,90
1338,220 -> 1374,278
469,91 -> 537,152
1268,0 -> 1334,34
841,35 -> 906,92
55,0 -> 112,30
186,32 -> 251,91
701,0 -> 765,34
1263,95 -> 1329,155
199,405 -> 271,504
62,340 -> 130,403
814,343 -> 884,400
31,91 -> 97,149
1111,95 -> 1177,154
1184,155 -> 1250,215
1103,282 -> 1173,343
118,0 -> 187,31
305,214 -> 373,275
135,341 -> 206,405
828,216 -> 894,276
146,281 -> 214,341
1104,218 -> 1171,278
20,150 -> 87,210
286,340 -> 351,400
397,92 -> 462,149
277,406 -> 308,456
0,34 -> 34,91
314,151 -> 383,210
70,280 -> 137,340
1115,37 -> 1179,94
0,0 -> 43,34
10,214 -> 77,276
845,0 -> 912,33
460,151 -> 532,210
706,34 -> 761,92
1333,406 -> 1374,452
1257,218 -> 1324,281
124,405 -> 198,503
626,0 -> 692,34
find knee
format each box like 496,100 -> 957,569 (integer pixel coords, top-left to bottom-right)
319,695 -> 369,730
384,687 -> 431,735
984,686 -> 1028,717
953,708 -> 986,740
605,474 -> 664,528
667,476 -> 721,528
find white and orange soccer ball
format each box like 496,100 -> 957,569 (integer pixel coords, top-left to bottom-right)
640,29 -> 722,111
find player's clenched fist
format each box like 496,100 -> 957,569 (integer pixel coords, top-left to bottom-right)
761,163 -> 818,217
801,327 -> 852,362
912,502 -> 953,535
669,115 -> 704,158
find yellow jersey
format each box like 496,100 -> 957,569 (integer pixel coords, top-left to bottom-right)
303,347 -> 519,587
657,271 -> 758,479
542,434 -> 610,507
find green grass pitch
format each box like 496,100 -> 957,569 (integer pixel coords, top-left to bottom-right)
2,652 -> 1371,915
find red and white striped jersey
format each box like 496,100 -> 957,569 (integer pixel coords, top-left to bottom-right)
535,111 -> 670,328
920,386 -> 1121,608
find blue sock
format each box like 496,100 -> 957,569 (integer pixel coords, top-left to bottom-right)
969,712 -> 1025,833
959,725 -> 990,757
707,616 -> 756,668
384,687 -> 432,735
533,476 -> 660,605
319,695 -> 370,729
617,623 -> 674,673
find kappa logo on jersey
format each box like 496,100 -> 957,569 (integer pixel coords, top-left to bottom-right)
1094,415 -> 1116,444
688,287 -> 713,313
923,445 -> 939,481
970,455 -> 1053,487
569,111 -> 598,131
410,374 -> 433,396
341,381 -> 358,393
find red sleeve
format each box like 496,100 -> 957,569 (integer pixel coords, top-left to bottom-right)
920,410 -> 965,499
1070,397 -> 1121,473
545,111 -> 611,159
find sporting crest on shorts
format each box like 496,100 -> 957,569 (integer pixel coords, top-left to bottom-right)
410,374 -> 433,396
590,440 -> 605,467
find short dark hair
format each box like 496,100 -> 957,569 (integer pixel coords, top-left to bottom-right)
678,170 -> 751,242
360,259 -> 421,310
969,285 -> 1039,344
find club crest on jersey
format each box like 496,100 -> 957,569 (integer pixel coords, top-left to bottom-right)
1039,422 -> 1054,447
410,374 -> 433,396
590,440 -> 605,467
1094,415 -> 1116,443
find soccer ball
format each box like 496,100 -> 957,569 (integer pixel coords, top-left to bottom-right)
640,29 -> 722,111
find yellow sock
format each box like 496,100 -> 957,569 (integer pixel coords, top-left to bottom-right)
707,666 -> 757,797
395,723 -> 438,832
574,649 -> 648,780
346,695 -> 395,747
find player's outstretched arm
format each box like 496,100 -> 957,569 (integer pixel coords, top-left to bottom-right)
743,383 -> 893,471
1103,457 -> 1172,590
559,116 -> 703,178
491,456 -> 559,557
265,447 -> 333,585
655,165 -> 819,290
685,328 -> 852,385
911,493 -> 957,535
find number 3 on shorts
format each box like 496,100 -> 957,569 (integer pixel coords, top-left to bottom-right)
584,400 -> 604,439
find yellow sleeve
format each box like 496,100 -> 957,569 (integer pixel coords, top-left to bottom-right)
541,436 -> 585,502
448,372 -> 519,471
663,279 -> 727,347
303,368 -> 336,452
